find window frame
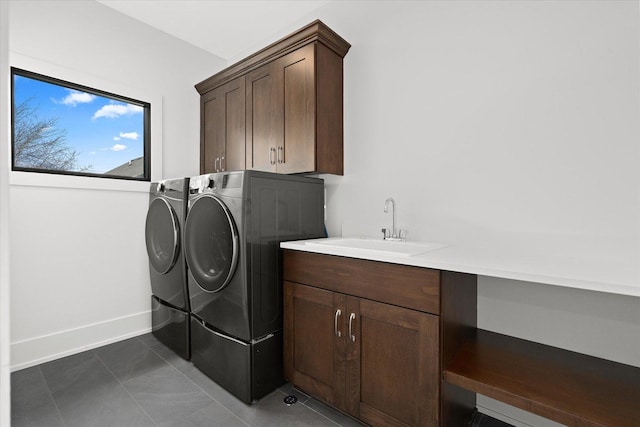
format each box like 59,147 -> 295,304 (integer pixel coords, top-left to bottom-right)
11,66 -> 151,182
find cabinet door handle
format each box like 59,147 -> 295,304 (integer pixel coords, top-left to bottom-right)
277,146 -> 284,164
215,157 -> 220,172
348,313 -> 356,342
269,147 -> 276,165
221,156 -> 225,171
334,309 -> 342,338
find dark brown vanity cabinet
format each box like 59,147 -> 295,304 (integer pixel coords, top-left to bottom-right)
197,20 -> 350,175
283,250 -> 478,427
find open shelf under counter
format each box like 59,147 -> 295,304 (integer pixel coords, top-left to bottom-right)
443,329 -> 640,427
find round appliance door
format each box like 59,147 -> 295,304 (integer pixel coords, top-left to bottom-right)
145,197 -> 180,274
184,194 -> 239,293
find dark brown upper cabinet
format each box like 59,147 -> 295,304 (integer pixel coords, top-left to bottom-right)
196,20 -> 350,175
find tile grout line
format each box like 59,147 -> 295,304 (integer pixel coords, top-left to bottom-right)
93,344 -> 160,427
36,365 -> 68,427
137,333 -> 251,427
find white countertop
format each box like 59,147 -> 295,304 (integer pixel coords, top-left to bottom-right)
281,237 -> 640,298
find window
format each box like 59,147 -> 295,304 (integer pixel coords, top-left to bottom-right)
11,67 -> 150,181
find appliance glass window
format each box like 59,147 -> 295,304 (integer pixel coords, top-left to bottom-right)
185,194 -> 238,293
145,198 -> 179,274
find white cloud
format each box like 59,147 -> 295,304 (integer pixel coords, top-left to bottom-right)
93,103 -> 143,119
119,131 -> 139,140
113,136 -> 121,141
111,144 -> 127,152
57,89 -> 96,106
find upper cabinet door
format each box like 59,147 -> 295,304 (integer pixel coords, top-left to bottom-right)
223,76 -> 246,172
200,76 -> 246,174
201,89 -> 220,174
246,62 -> 278,173
276,44 -> 315,174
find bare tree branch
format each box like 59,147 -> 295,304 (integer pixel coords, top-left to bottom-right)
13,98 -> 81,171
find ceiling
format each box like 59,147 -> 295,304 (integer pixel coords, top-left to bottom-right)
97,0 -> 331,61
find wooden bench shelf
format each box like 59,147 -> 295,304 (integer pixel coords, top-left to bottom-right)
443,329 -> 640,426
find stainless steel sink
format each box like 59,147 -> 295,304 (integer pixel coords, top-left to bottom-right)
305,238 -> 446,258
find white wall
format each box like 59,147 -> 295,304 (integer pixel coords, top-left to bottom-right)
8,0 -> 224,369
1,0 -> 12,423
319,0 -> 638,277
276,2 -> 639,425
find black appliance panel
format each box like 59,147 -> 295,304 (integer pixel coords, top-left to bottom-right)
151,295 -> 190,360
190,317 -> 283,404
248,176 -> 325,339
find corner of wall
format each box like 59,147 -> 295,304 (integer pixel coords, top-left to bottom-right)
0,0 -> 12,423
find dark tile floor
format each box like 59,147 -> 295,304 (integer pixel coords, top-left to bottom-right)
11,333 -> 363,427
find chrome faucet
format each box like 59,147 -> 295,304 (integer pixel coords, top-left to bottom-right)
382,197 -> 406,241
383,197 -> 396,239
382,198 -> 407,241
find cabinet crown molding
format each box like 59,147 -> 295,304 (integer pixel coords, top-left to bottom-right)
195,20 -> 350,95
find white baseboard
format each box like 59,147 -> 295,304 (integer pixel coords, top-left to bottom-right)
10,310 -> 151,371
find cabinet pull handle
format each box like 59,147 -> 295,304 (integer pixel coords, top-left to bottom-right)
215,157 -> 220,172
348,313 -> 356,342
269,147 -> 276,165
221,156 -> 225,171
277,146 -> 284,164
334,309 -> 342,337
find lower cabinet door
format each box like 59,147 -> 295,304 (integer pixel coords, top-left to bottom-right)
348,297 -> 440,427
283,281 -> 347,411
284,281 -> 440,427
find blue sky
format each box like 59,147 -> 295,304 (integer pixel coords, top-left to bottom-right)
13,73 -> 146,174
